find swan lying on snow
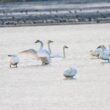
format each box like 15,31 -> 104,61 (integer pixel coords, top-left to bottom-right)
64,66 -> 77,79
8,54 -> 19,68
51,45 -> 68,58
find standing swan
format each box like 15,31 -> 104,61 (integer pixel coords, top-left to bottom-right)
51,45 -> 68,58
8,54 -> 19,68
35,40 -> 52,65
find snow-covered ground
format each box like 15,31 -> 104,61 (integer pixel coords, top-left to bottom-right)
0,24 -> 110,110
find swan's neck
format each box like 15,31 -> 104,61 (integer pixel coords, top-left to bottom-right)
63,47 -> 66,58
99,49 -> 104,58
48,43 -> 52,54
39,41 -> 43,50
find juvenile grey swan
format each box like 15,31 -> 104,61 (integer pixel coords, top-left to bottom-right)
51,45 -> 68,58
64,66 -> 77,79
8,54 -> 19,68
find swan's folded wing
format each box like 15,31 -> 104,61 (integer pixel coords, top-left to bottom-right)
37,49 -> 50,58
19,49 -> 38,59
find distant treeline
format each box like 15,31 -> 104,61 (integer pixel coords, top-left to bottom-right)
0,0 -> 110,3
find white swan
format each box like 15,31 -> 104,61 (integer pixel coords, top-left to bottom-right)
47,40 -> 53,55
8,54 -> 19,68
90,45 -> 106,58
99,46 -> 110,62
103,45 -> 110,53
19,40 -> 53,65
35,40 -> 52,65
51,45 -> 68,58
63,66 -> 77,79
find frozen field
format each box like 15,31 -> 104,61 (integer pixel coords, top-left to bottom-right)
0,24 -> 110,110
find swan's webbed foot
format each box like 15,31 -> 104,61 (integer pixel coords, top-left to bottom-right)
10,63 -> 18,68
42,62 -> 49,65
10,64 -> 12,68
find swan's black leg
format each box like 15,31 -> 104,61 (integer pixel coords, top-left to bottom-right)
10,64 -> 12,68
15,64 -> 17,68
42,61 -> 45,65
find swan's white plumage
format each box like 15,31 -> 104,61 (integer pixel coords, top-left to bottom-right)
8,55 -> 19,67
90,45 -> 106,57
37,49 -> 51,64
19,40 -> 52,65
64,67 -> 77,78
90,48 -> 103,57
38,48 -> 50,58
99,48 -> 110,62
19,49 -> 38,59
51,45 -> 68,59
35,40 -> 51,65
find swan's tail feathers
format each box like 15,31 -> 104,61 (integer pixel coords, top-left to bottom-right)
97,45 -> 106,49
18,49 -> 39,60
90,50 -> 96,56
90,50 -> 98,57
40,57 -> 51,65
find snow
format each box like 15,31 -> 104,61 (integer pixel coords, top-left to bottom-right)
0,23 -> 110,110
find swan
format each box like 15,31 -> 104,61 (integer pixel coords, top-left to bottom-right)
19,40 -> 53,65
51,45 -> 68,58
8,54 -> 19,68
47,40 -> 54,55
90,45 -> 106,58
99,46 -> 110,62
97,45 -> 106,49
63,66 -> 77,79
35,40 -> 52,65
103,44 -> 110,53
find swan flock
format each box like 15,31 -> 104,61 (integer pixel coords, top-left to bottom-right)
8,40 -> 69,67
90,44 -> 110,62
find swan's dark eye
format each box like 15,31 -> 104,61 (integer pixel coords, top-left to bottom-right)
35,40 -> 40,43
49,40 -> 53,43
65,46 -> 68,48
8,55 -> 11,57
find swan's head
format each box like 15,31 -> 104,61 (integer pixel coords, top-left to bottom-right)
97,45 -> 106,49
64,46 -> 68,49
48,40 -> 53,44
35,40 -> 41,43
8,54 -> 16,57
